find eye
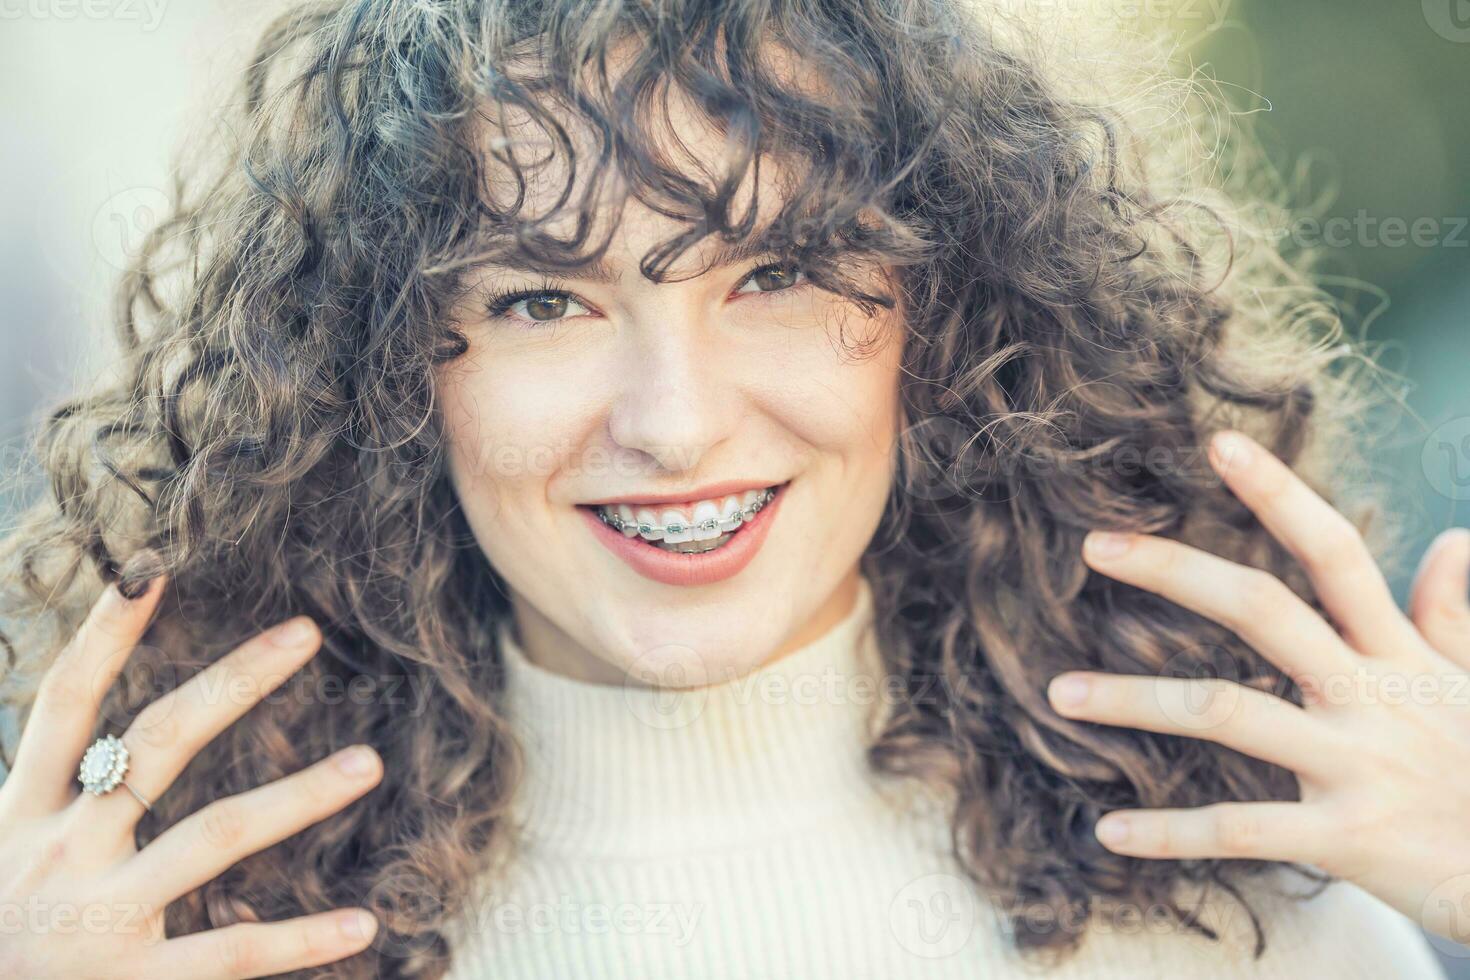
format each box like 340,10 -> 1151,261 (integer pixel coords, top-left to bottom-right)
734,260 -> 808,296
483,284 -> 593,325
481,258 -> 810,328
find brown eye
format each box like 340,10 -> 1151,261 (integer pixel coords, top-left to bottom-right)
523,294 -> 569,321
484,288 -> 591,325
737,261 -> 807,296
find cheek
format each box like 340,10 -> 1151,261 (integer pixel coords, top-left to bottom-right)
758,316 -> 904,468
435,353 -> 599,519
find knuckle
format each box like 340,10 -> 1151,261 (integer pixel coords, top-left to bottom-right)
1253,460 -> 1293,505
1444,595 -> 1470,621
1217,682 -> 1261,727
1326,810 -> 1375,877
299,765 -> 345,812
37,833 -> 68,870
1214,807 -> 1261,854
12,832 -> 69,889
198,800 -> 247,850
217,928 -> 260,976
1083,676 -> 1118,714
1343,797 -> 1388,840
1232,568 -> 1291,623
1179,677 -> 1244,732
295,916 -> 336,962
1305,516 -> 1366,572
1153,540 -> 1184,578
37,661 -> 90,712
1152,814 -> 1174,857
129,699 -> 183,751
1423,598 -> 1470,631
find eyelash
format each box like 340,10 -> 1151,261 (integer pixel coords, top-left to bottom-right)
481,259 -> 811,326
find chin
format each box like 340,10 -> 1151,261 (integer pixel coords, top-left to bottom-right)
604,612 -> 794,689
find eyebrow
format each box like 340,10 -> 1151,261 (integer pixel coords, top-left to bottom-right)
481,230 -> 793,286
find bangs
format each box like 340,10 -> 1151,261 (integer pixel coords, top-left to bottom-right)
431,9 -> 939,320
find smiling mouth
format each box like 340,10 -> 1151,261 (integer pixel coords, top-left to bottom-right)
587,483 -> 786,554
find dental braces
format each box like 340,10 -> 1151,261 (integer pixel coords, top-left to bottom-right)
595,487 -> 777,538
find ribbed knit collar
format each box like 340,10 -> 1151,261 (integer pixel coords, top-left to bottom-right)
496,575 -> 892,859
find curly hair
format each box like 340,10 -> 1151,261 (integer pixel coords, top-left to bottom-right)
0,0 -> 1404,976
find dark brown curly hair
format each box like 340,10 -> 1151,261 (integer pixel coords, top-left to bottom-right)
0,0 -> 1405,976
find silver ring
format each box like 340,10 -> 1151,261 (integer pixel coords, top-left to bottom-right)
78,734 -> 153,812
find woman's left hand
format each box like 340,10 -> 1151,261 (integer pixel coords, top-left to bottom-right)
1049,428 -> 1470,946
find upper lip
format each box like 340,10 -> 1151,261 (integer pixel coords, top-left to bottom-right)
579,479 -> 786,509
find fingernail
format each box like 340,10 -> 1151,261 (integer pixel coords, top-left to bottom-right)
268,616 -> 315,646
1210,431 -> 1252,472
1050,674 -> 1091,708
1096,815 -> 1130,846
1084,531 -> 1132,560
340,908 -> 377,942
116,575 -> 156,602
335,744 -> 378,777
116,549 -> 166,600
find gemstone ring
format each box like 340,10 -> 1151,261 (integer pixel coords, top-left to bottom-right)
77,733 -> 153,812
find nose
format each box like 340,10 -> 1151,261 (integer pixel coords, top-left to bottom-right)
607,323 -> 736,474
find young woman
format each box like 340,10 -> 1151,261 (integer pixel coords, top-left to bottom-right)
1,0 -> 1466,977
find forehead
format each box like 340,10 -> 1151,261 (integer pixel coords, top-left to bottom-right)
474,30 -> 832,260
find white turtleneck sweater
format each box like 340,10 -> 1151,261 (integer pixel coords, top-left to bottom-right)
444,576 -> 1448,978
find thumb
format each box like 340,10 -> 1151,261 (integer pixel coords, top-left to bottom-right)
1409,527 -> 1470,666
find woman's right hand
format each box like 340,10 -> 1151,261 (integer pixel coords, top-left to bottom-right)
0,567 -> 385,979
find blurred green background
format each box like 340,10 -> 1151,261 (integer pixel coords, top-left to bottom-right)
1168,0 -> 1470,591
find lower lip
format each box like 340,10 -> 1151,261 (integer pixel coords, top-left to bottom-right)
578,484 -> 788,588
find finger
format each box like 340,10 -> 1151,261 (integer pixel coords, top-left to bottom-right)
1408,527 -> 1470,667
1080,530 -> 1356,686
74,614 -> 323,833
148,907 -> 378,979
1048,671 -> 1337,781
1208,430 -> 1422,659
8,571 -> 166,813
1091,801 -> 1330,867
114,744 -> 382,904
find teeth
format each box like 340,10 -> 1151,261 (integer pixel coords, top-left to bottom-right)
661,509 -> 693,544
690,501 -> 723,541
657,535 -> 730,554
716,495 -> 744,533
635,507 -> 662,541
616,504 -> 639,538
594,486 -> 779,542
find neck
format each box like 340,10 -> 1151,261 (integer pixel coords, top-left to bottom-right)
494,572 -> 887,857
510,568 -> 864,687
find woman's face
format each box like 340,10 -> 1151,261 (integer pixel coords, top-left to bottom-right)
436,80 -> 904,687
